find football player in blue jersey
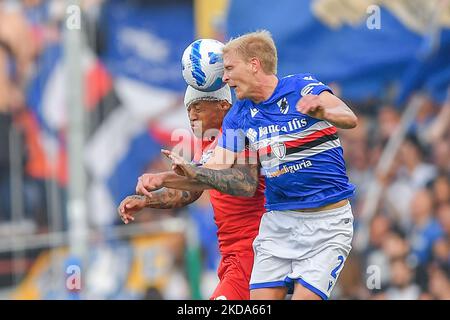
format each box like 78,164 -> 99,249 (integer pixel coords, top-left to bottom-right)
160,30 -> 358,300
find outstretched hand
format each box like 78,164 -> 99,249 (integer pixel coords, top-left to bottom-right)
161,149 -> 197,178
118,195 -> 147,224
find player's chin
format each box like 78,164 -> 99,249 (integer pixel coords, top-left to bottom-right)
234,89 -> 243,100
191,128 -> 203,138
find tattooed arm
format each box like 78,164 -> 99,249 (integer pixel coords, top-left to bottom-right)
144,187 -> 203,209
163,149 -> 259,197
159,172 -> 212,192
136,171 -> 214,197
190,163 -> 259,197
118,188 -> 203,224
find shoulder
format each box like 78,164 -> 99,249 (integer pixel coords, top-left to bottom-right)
282,73 -> 324,86
223,100 -> 249,123
230,99 -> 249,113
282,73 -> 332,97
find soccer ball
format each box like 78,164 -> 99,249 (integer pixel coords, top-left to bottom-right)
181,39 -> 225,92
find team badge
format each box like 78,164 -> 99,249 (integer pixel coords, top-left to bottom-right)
277,97 -> 289,114
271,141 -> 286,160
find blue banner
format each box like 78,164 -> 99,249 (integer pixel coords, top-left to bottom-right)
100,0 -> 194,92
226,0 -> 450,104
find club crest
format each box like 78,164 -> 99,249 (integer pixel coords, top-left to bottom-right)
271,141 -> 286,160
277,98 -> 289,114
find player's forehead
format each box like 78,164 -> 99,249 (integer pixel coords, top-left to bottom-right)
223,51 -> 241,66
188,100 -> 218,109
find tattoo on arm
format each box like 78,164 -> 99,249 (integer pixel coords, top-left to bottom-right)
193,164 -> 258,197
142,188 -> 203,209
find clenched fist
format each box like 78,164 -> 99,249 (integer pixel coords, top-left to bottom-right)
296,94 -> 327,120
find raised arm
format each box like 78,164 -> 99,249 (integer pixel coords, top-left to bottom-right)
296,91 -> 358,129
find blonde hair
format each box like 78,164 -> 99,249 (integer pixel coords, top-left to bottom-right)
223,30 -> 277,75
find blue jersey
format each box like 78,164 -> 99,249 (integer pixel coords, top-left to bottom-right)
218,74 -> 355,211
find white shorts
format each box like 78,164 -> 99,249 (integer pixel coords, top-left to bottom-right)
249,202 -> 353,300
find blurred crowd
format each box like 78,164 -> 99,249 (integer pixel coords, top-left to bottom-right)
0,0 -> 104,229
0,0 -> 51,235
0,0 -> 106,288
337,96 -> 450,300
0,0 -> 448,299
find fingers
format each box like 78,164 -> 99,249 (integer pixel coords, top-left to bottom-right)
135,178 -> 144,195
297,96 -> 315,110
168,153 -> 183,164
297,104 -> 319,114
119,198 -> 138,213
137,184 -> 153,198
136,176 -> 152,196
118,196 -> 149,224
136,174 -> 162,195
172,164 -> 186,176
170,156 -> 181,165
118,199 -> 135,224
118,200 -> 127,216
162,150 -> 186,174
162,149 -> 186,165
123,199 -> 139,211
121,212 -> 134,224
161,149 -> 171,159
296,95 -> 322,116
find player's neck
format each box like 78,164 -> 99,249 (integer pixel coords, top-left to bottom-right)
251,74 -> 279,104
203,128 -> 221,142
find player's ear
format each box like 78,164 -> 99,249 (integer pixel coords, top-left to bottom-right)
250,57 -> 260,73
219,101 -> 231,111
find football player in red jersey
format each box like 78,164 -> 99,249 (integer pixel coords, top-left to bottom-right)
118,84 -> 265,300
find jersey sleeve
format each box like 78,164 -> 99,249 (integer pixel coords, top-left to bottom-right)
298,73 -> 333,97
217,106 -> 246,153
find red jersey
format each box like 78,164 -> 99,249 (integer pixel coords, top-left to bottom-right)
193,136 -> 266,255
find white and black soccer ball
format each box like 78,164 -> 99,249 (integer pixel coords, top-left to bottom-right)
181,39 -> 225,92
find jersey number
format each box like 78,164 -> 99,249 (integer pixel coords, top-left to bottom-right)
331,255 -> 344,279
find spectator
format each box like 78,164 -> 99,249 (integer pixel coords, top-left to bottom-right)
376,105 -> 400,143
433,204 -> 450,275
0,108 -> 14,223
432,175 -> 450,208
362,214 -> 393,292
426,264 -> 450,300
409,189 -> 444,267
432,140 -> 450,173
384,258 -> 421,300
397,137 -> 436,189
